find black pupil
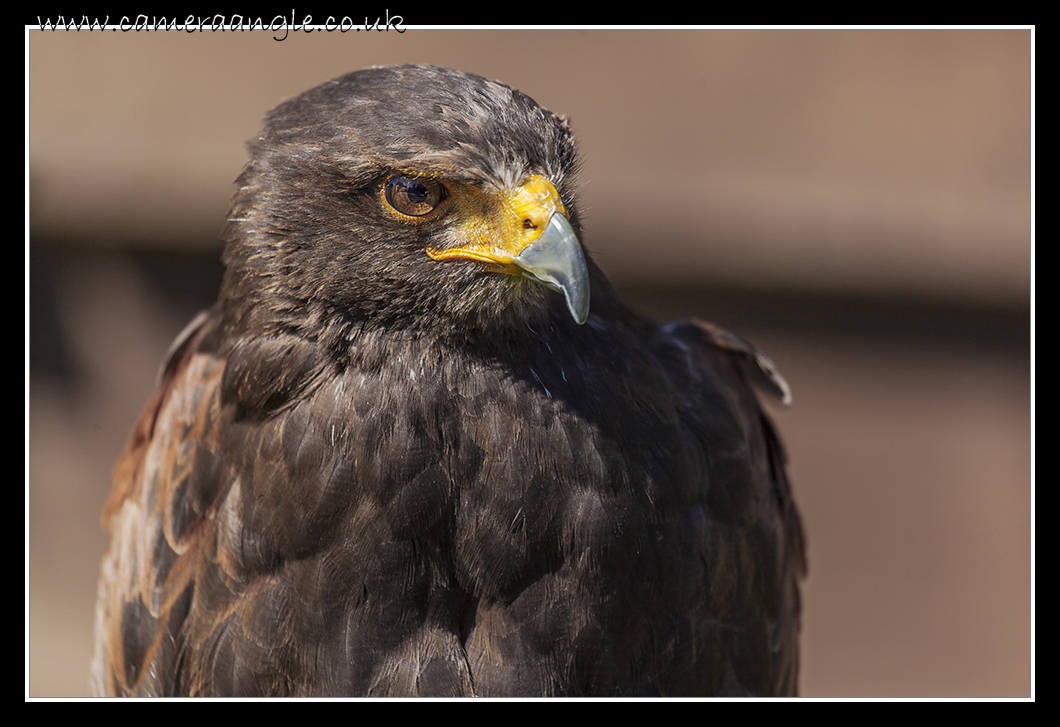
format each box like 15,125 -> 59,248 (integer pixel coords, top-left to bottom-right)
405,181 -> 428,203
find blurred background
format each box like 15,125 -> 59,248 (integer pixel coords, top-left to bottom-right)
28,28 -> 1031,698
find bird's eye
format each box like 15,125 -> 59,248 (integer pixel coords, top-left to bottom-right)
384,176 -> 448,217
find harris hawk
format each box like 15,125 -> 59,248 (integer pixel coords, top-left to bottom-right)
91,65 -> 805,697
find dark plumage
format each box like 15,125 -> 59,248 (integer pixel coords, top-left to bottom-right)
91,65 -> 805,697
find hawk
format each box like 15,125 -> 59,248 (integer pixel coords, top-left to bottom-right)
91,65 -> 805,697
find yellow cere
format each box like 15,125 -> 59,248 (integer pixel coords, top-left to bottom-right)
427,175 -> 567,265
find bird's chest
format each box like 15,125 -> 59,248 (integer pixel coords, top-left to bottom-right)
255,352 -> 674,603
210,339 -> 711,695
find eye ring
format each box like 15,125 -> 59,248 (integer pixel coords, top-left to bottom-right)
383,176 -> 449,217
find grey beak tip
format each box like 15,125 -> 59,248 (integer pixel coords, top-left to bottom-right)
569,293 -> 590,325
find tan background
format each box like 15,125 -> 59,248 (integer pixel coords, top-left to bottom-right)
28,28 -> 1031,698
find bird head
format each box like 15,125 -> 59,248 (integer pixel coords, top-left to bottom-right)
219,65 -> 591,342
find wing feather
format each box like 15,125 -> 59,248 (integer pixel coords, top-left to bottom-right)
655,318 -> 805,695
92,309 -> 228,696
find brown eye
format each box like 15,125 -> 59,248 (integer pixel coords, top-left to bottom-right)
384,176 -> 448,217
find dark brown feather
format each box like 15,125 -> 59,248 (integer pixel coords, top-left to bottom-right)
92,65 -> 804,697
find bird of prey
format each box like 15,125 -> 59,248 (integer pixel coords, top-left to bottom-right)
91,65 -> 805,697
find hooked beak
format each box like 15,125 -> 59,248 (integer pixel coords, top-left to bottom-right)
426,174 -> 590,324
511,212 -> 589,324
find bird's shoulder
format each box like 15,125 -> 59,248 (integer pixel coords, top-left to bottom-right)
650,316 -> 804,572
652,318 -> 791,407
646,316 -> 806,695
